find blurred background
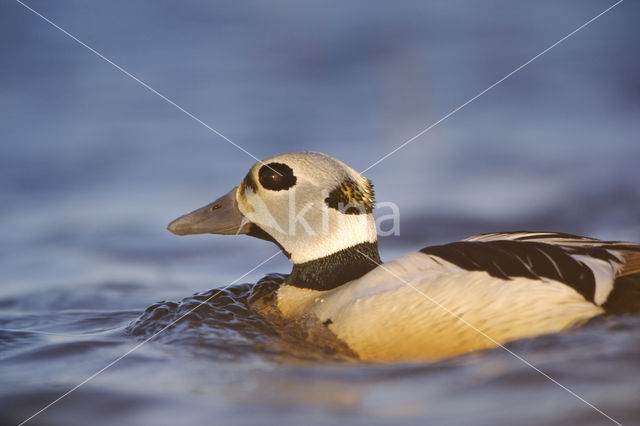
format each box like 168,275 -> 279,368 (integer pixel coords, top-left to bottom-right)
2,0 -> 639,293
1,1 -> 639,425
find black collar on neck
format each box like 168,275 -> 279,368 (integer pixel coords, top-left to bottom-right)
286,241 -> 381,291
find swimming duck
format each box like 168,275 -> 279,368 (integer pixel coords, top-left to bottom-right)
168,152 -> 640,361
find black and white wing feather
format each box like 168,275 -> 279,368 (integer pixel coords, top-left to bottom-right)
420,231 -> 640,313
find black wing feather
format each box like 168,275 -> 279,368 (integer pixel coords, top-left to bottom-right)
420,240 -> 604,302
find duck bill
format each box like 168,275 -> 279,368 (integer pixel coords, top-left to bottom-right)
167,187 -> 251,236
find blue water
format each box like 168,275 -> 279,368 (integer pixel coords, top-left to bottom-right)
1,1 -> 639,425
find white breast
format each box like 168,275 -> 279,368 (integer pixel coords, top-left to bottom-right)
276,252 -> 603,361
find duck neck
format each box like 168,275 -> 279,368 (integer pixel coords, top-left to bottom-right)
286,241 -> 381,291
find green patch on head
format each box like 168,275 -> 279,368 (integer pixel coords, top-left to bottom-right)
324,178 -> 374,214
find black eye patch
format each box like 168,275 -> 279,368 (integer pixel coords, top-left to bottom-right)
258,162 -> 297,191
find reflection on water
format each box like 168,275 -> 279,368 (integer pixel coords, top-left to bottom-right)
2,0 -> 640,425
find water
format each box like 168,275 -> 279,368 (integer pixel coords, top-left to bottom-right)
1,1 -> 639,425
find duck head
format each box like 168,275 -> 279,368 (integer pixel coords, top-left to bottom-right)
168,152 -> 381,290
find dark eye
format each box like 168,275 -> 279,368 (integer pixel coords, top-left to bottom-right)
258,162 -> 297,191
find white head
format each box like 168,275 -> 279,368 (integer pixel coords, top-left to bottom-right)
168,152 -> 379,268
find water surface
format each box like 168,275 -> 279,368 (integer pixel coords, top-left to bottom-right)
1,1 -> 639,425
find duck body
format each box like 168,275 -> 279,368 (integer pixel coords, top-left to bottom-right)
277,232 -> 640,361
168,152 -> 640,361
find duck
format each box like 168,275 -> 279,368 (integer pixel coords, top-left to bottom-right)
167,151 -> 640,361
